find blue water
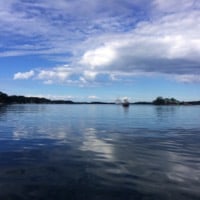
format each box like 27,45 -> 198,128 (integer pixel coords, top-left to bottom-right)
0,104 -> 200,199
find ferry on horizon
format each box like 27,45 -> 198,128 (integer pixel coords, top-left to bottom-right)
122,99 -> 130,107
115,98 -> 130,107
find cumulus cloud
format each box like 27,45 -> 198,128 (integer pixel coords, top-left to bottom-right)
14,70 -> 35,80
37,66 -> 73,82
81,46 -> 117,69
78,10 -> 200,81
9,0 -> 200,84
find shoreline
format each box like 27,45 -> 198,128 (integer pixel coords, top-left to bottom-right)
1,91 -> 200,105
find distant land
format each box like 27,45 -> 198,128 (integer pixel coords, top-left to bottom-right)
0,91 -> 112,105
0,91 -> 200,105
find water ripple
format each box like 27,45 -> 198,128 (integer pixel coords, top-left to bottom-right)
0,104 -> 200,199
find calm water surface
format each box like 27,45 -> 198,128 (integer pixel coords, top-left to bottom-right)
0,104 -> 200,199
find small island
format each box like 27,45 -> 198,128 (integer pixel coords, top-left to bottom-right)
0,91 -> 200,105
152,96 -> 200,105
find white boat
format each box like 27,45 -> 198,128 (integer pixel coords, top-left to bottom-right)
122,99 -> 129,107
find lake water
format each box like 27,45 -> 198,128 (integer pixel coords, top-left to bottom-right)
0,104 -> 200,200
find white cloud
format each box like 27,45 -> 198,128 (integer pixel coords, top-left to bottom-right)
83,71 -> 98,81
174,75 -> 200,83
0,0 -> 146,58
81,46 -> 117,69
9,0 -> 200,84
153,0 -> 196,12
37,66 -> 72,82
77,10 -> 200,81
88,95 -> 99,100
14,70 -> 35,80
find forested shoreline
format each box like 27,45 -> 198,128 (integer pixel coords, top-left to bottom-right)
0,91 -> 200,105
0,91 -> 73,104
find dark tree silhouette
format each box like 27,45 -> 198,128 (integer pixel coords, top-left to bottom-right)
153,97 -> 180,105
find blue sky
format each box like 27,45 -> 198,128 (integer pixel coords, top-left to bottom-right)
0,0 -> 200,102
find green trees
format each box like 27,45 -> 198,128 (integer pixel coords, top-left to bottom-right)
0,91 -> 51,104
0,92 -> 10,103
0,90 -> 198,105
0,91 -> 73,104
153,97 -> 180,105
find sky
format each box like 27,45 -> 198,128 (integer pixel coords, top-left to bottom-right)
0,0 -> 200,102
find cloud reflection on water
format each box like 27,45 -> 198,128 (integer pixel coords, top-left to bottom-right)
80,128 -> 115,161
0,104 -> 200,199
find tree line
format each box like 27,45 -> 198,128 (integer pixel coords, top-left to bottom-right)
0,91 -> 73,104
152,96 -> 200,105
1,91 -> 200,105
